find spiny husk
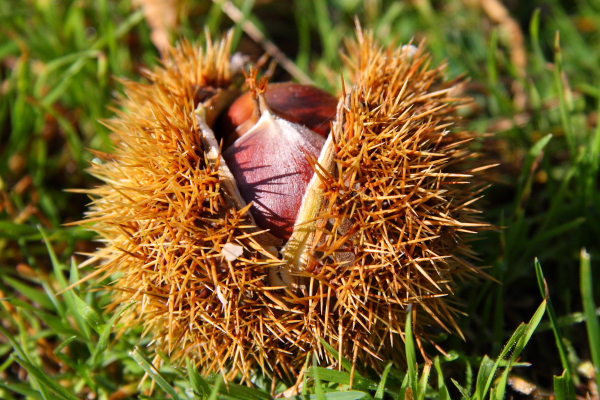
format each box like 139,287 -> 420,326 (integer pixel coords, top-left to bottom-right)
80,30 -> 489,382
287,30 -> 490,367
80,35 -> 302,381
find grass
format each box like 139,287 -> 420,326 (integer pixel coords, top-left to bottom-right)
1,0 -> 599,398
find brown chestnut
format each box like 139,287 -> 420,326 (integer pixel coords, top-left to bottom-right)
222,94 -> 327,240
219,82 -> 338,141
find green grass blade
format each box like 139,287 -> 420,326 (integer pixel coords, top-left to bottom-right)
307,368 -> 377,391
434,357 -> 450,400
4,298 -> 82,338
417,361 -> 431,400
554,370 -> 576,400
54,336 -> 78,355
404,306 -> 418,397
494,365 -> 511,400
473,355 -> 494,400
38,226 -> 70,289
514,133 -> 553,215
374,362 -> 393,399
580,249 -> 600,392
90,301 -> 137,367
553,32 -> 575,156
451,378 -> 471,400
36,246 -> 94,340
13,356 -> 79,400
71,291 -> 105,334
480,301 -> 546,399
513,300 -> 546,359
91,9 -> 145,51
319,337 -> 358,375
96,302 -> 135,353
187,359 -> 212,397
534,259 -> 575,384
2,276 -> 55,311
321,394 -> 367,400
0,324 -> 53,400
40,57 -> 91,107
209,379 -> 272,400
303,353 -> 310,396
205,1 -> 225,36
0,324 -> 26,362
464,359 -> 473,398
312,0 -> 337,65
229,0 -> 255,51
529,8 -> 545,72
398,373 -> 410,400
0,382 -> 44,400
207,374 -> 222,400
285,393 -> 368,400
0,221 -> 41,240
130,347 -> 180,400
313,353 -> 326,400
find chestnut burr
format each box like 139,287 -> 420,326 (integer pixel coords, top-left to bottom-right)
78,31 -> 490,382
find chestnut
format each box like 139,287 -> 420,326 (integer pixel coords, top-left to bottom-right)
217,82 -> 338,142
222,94 -> 326,240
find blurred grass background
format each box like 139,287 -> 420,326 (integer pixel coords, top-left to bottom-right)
1,0 -> 600,399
